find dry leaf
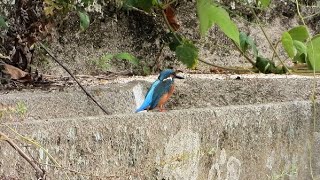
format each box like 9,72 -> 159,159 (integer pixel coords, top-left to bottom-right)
2,63 -> 31,81
164,6 -> 180,31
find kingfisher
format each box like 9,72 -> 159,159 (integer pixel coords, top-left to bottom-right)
136,69 -> 184,112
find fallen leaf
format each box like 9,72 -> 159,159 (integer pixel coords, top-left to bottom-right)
2,63 -> 31,81
164,5 -> 180,31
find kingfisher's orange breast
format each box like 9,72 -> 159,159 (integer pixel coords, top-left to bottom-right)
157,85 -> 175,107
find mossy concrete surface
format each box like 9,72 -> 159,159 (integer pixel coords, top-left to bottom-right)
0,74 -> 320,179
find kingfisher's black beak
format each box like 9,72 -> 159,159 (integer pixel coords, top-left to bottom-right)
174,71 -> 184,79
175,75 -> 184,79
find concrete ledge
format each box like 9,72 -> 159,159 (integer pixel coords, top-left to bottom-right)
0,101 -> 316,179
0,74 -> 319,121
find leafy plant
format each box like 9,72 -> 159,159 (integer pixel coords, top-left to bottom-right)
93,52 -> 151,75
255,56 -> 286,74
307,35 -> 320,70
111,0 -> 282,72
175,40 -> 199,68
38,0 -> 320,75
43,0 -> 93,31
281,26 -> 310,63
240,32 -> 258,58
93,54 -> 113,71
196,0 -> 284,73
281,25 -> 320,71
78,11 -> 90,31
114,53 -> 140,66
163,33 -> 198,68
197,0 -> 240,45
16,102 -> 27,117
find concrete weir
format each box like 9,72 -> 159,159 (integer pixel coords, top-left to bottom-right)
0,74 -> 320,179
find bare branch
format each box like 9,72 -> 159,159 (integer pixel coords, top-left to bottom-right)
38,42 -> 110,115
0,131 -> 45,179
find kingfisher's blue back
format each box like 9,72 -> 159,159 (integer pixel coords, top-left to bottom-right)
135,79 -> 161,112
149,78 -> 174,109
135,69 -> 183,112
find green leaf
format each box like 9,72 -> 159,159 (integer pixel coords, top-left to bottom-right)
0,16 -> 8,29
239,32 -> 258,57
78,11 -> 90,31
165,33 -> 183,51
258,0 -> 271,8
175,41 -> 198,68
114,52 -> 140,66
93,54 -> 113,71
281,32 -> 296,58
211,6 -> 240,45
293,40 -> 307,63
256,56 -> 286,74
246,36 -> 258,57
240,32 -> 249,52
197,0 -> 240,45
307,34 -> 320,71
288,26 -> 309,42
293,53 -> 307,63
293,40 -> 307,54
100,54 -> 114,62
282,26 -> 309,63
256,56 -> 273,73
197,0 -> 215,36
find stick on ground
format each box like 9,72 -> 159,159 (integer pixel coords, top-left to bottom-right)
0,131 -> 46,179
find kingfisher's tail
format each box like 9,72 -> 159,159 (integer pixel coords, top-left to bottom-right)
135,103 -> 148,113
135,80 -> 161,113
136,95 -> 154,112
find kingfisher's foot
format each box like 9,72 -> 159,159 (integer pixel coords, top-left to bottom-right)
158,107 -> 166,112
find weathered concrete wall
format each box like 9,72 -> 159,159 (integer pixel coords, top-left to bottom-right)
0,75 -> 320,179
0,101 -> 317,179
0,74 -> 319,120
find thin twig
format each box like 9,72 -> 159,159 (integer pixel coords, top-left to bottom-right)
271,40 -> 281,62
295,0 -> 316,131
250,9 -> 291,73
161,0 -> 177,9
0,131 -> 45,179
303,12 -> 320,19
295,1 -> 316,179
232,41 -> 256,66
161,10 -> 181,43
38,42 -> 110,115
4,124 -> 70,179
126,5 -> 154,16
